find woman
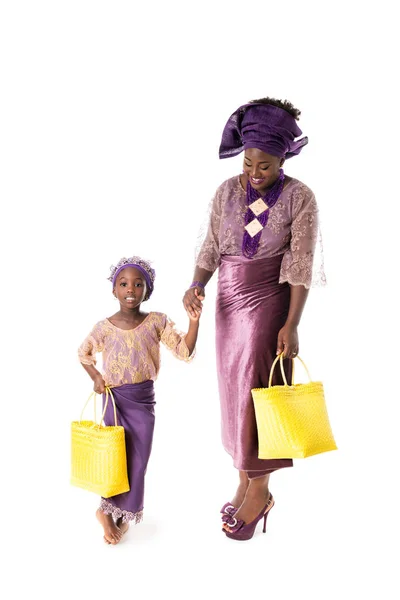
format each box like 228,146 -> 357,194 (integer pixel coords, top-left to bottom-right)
183,97 -> 323,541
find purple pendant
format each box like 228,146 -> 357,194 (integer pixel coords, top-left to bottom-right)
242,169 -> 285,259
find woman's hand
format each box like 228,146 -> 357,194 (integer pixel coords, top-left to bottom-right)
276,323 -> 299,358
93,374 -> 106,394
183,287 -> 205,319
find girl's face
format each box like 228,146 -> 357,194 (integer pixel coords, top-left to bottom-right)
243,148 -> 284,195
113,267 -> 147,308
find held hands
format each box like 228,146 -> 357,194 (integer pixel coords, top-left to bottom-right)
93,374 -> 106,394
183,286 -> 205,320
276,323 -> 299,359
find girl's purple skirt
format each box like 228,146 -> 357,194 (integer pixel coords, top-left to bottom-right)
99,380 -> 155,523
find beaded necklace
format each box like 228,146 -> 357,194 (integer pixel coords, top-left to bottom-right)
242,169 -> 285,259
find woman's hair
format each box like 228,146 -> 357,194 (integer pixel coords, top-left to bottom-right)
250,97 -> 301,121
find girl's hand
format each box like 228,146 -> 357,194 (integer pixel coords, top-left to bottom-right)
93,374 -> 106,394
276,323 -> 299,359
183,287 -> 205,319
187,306 -> 201,322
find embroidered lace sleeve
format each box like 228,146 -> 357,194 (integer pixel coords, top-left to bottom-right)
78,322 -> 106,366
195,186 -> 222,272
279,184 -> 323,289
160,316 -> 194,362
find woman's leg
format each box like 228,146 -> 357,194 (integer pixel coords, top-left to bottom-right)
223,473 -> 271,532
229,470 -> 250,508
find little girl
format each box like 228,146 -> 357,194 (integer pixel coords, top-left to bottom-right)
78,255 -> 200,544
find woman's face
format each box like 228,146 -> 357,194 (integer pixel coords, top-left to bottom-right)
243,148 -> 284,194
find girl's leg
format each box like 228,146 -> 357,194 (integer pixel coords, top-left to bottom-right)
98,382 -> 155,542
223,473 -> 271,532
96,509 -> 123,544
116,517 -> 129,535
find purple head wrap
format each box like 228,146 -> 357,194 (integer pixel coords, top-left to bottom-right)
108,256 -> 156,300
219,103 -> 308,160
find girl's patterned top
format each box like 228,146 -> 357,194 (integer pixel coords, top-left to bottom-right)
78,312 -> 193,387
196,175 -> 321,288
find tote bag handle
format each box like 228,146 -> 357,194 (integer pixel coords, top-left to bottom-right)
79,386 -> 118,426
268,353 -> 312,388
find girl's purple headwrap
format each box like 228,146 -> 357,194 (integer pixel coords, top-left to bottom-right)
219,103 -> 308,160
108,256 -> 156,300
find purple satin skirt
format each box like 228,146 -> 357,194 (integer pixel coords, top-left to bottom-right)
216,254 -> 293,476
99,381 -> 155,523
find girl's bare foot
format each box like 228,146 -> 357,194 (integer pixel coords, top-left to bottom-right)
96,509 -> 123,544
116,517 -> 129,535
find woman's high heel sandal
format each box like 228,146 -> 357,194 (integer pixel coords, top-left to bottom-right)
222,494 -> 275,541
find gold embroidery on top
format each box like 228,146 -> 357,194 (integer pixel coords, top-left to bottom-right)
78,313 -> 193,387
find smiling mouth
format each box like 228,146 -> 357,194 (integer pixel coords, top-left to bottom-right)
250,177 -> 265,184
125,297 -> 135,301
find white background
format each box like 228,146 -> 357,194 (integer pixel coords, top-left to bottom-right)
1,1 -> 399,598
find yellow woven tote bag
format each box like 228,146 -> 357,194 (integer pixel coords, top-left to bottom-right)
71,387 -> 130,497
252,354 -> 337,459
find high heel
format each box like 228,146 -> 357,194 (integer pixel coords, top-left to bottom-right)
222,494 -> 275,541
262,511 -> 268,533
